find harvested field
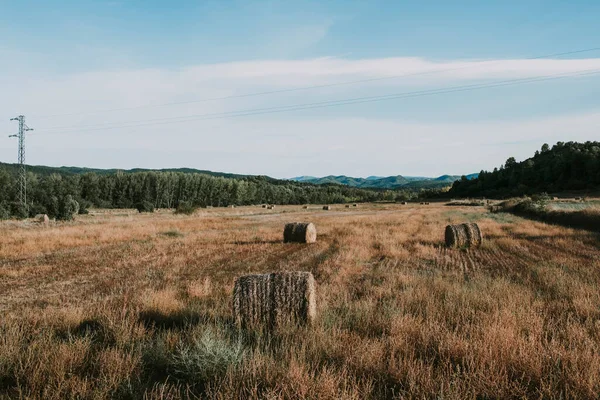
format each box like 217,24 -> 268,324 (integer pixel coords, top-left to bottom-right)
1,203 -> 599,399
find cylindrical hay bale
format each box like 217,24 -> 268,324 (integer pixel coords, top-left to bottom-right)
283,222 -> 317,243
302,205 -> 308,209
233,274 -> 272,328
323,205 -> 331,210
267,205 -> 274,210
233,271 -> 316,328
445,222 -> 483,248
35,214 -> 49,225
401,201 -> 407,205
262,204 -> 267,208
353,203 -> 357,207
270,271 -> 316,326
345,204 -> 350,208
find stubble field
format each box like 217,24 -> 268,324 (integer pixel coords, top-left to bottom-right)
1,203 -> 599,399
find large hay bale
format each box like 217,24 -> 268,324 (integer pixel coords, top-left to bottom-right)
345,204 -> 350,208
283,222 -> 317,243
267,205 -> 274,210
35,214 -> 49,225
401,201 -> 407,205
302,205 -> 309,209
232,271 -> 316,328
445,223 -> 483,248
323,205 -> 331,210
353,203 -> 357,207
262,204 -> 267,208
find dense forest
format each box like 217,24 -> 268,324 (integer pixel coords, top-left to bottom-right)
0,167 -> 404,220
449,141 -> 600,198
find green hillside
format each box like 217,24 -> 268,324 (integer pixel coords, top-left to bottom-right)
449,141 -> 600,198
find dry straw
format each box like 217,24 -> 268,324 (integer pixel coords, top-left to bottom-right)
283,222 -> 317,244
345,204 -> 350,208
445,222 -> 483,248
323,205 -> 331,210
232,271 -> 316,328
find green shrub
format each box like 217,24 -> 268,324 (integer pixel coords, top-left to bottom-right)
56,195 -> 79,221
78,199 -> 92,214
136,200 -> 155,213
28,203 -> 48,218
169,328 -> 245,386
175,201 -> 197,215
0,202 -> 10,220
10,202 -> 28,219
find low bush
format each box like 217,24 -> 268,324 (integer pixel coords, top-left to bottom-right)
175,201 -> 197,215
136,201 -> 155,213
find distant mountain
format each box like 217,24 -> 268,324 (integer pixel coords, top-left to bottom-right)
289,173 -> 478,189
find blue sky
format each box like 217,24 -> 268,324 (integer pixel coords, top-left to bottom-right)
1,0 -> 600,178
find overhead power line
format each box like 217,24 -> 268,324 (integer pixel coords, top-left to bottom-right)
32,46 -> 600,120
38,67 -> 600,135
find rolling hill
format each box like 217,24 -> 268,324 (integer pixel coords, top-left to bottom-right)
290,173 -> 478,189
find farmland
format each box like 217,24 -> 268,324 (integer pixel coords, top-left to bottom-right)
1,203 -> 599,399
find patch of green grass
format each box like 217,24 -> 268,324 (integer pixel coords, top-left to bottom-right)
159,230 -> 184,238
484,212 -> 518,224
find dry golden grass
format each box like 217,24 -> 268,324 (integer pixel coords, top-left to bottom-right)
1,203 -> 599,398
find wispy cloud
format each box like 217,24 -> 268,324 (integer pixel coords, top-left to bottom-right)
179,56 -> 600,85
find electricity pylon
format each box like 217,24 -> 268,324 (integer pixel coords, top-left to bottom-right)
9,115 -> 33,211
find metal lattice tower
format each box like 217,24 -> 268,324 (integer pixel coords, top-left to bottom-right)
9,115 -> 33,210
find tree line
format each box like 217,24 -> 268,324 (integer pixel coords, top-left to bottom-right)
0,168 -> 407,220
448,141 -> 600,198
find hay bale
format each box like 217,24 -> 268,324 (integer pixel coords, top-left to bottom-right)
552,197 -> 558,201
353,203 -> 357,207
284,222 -> 317,243
232,271 -> 316,328
35,214 -> 49,225
425,202 -> 430,205
302,205 -> 309,209
323,205 -> 331,210
262,204 -> 267,208
230,205 -> 236,208
445,223 -> 482,248
267,205 -> 274,210
401,201 -> 407,205
345,204 -> 350,208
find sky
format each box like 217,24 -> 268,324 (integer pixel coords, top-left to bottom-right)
1,0 -> 600,179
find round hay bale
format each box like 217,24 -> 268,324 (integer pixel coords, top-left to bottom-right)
35,214 -> 49,225
302,205 -> 309,209
445,222 -> 482,248
283,222 -> 317,244
323,205 -> 331,210
345,204 -> 350,208
262,204 -> 267,208
401,201 -> 407,205
233,271 -> 316,329
353,203 -> 357,207
267,205 -> 274,210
